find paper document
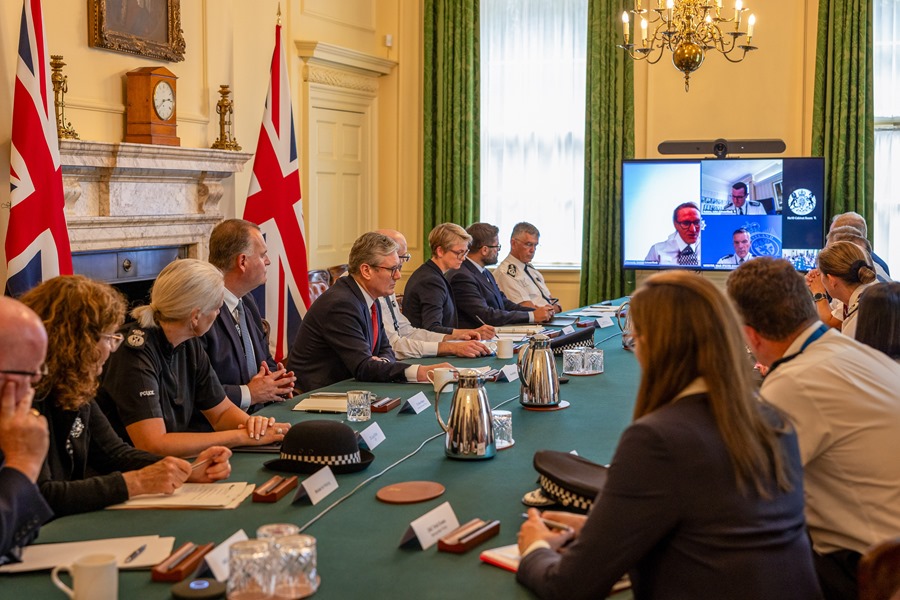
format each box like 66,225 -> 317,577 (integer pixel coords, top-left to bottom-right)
0,535 -> 174,573
293,393 -> 348,412
495,325 -> 543,335
106,482 -> 254,510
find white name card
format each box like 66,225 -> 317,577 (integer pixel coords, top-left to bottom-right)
595,316 -> 615,328
562,325 -> 575,335
359,422 -> 386,450
399,391 -> 431,414
498,364 -> 519,382
292,466 -> 338,505
205,529 -> 248,582
399,501 -> 459,550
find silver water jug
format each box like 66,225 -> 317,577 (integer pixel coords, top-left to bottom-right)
435,369 -> 496,460
517,334 -> 560,406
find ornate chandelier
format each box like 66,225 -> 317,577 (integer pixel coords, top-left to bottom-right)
617,0 -> 757,91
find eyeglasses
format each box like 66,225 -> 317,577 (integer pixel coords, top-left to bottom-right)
102,332 -> 125,351
0,364 -> 48,383
448,248 -> 469,259
513,239 -> 538,249
675,219 -> 704,228
398,253 -> 411,263
369,263 -> 403,276
484,245 -> 502,251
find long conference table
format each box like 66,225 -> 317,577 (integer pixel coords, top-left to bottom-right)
6,322 -> 640,599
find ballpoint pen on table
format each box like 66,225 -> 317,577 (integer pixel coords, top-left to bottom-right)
190,458 -> 210,471
520,513 -> 575,532
124,543 -> 147,564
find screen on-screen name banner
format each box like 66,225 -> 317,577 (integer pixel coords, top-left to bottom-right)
621,157 -> 825,272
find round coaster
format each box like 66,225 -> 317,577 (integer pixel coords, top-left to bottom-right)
376,481 -> 445,504
496,439 -> 515,450
522,400 -> 571,412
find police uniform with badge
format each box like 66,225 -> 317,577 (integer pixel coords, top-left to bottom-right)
97,324 -> 227,443
495,254 -> 555,307
715,252 -> 755,269
721,200 -> 767,215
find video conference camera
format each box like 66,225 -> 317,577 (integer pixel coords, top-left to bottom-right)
657,138 -> 787,159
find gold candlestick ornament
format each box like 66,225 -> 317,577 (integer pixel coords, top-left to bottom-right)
50,55 -> 79,139
212,85 -> 241,151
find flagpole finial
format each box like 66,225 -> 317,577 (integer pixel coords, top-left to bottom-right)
277,3 -> 282,26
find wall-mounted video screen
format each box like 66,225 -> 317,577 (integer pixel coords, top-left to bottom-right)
621,157 -> 825,272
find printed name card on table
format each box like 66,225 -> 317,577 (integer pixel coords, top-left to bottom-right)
205,529 -> 248,582
291,466 -> 338,505
358,422 -> 386,450
496,364 -> 519,382
595,315 -> 615,328
562,325 -> 575,335
399,501 -> 460,550
399,391 -> 431,414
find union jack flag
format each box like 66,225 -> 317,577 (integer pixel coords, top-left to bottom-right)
4,0 -> 72,297
244,22 -> 311,362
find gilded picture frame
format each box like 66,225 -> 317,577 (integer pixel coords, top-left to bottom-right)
88,0 -> 186,62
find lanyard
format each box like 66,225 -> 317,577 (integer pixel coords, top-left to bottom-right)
767,323 -> 829,375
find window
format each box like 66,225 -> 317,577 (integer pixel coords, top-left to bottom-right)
480,0 -> 588,266
873,0 -> 900,269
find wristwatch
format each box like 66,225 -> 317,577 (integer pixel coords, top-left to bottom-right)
812,292 -> 828,303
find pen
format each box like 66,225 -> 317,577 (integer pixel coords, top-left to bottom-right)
256,475 -> 283,496
476,315 -> 488,327
521,513 -> 574,532
124,543 -> 147,564
190,458 -> 209,471
307,409 -> 343,414
155,542 -> 196,573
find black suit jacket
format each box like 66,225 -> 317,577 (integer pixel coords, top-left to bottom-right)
286,276 -> 410,392
402,260 -> 457,334
447,259 -> 533,328
517,396 -> 821,600
1,456 -> 53,564
200,293 -> 276,410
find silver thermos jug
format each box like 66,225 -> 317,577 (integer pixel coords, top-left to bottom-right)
517,334 -> 560,406
435,369 -> 496,460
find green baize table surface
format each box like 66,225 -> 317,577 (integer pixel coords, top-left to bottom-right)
3,325 -> 639,599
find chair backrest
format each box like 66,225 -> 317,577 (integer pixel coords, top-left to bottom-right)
859,537 -> 900,600
327,263 -> 349,285
308,269 -> 330,304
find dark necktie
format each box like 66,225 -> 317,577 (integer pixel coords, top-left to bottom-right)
370,302 -> 379,352
483,269 -> 504,305
235,300 -> 257,378
523,264 -> 553,304
677,247 -> 698,266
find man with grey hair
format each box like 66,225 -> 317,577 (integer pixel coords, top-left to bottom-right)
0,297 -> 53,563
202,219 -> 295,413
495,222 -> 561,312
287,232 -> 452,391
830,211 -> 891,279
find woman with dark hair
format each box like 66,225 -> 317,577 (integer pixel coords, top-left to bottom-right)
806,241 -> 877,338
21,275 -> 232,516
515,271 -> 821,600
855,282 -> 900,361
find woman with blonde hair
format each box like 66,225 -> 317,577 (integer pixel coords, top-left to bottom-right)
98,259 -> 289,458
806,240 -> 877,338
516,271 -> 820,600
21,275 -> 232,516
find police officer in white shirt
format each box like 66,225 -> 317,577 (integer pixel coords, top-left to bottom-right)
495,222 -> 561,313
721,182 -> 767,215
715,228 -> 755,269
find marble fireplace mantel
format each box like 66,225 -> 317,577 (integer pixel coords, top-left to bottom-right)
59,139 -> 253,260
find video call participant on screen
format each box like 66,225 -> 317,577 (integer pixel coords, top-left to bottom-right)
715,228 -> 755,269
728,258 -> 900,600
722,182 -> 766,215
0,297 -> 52,564
645,202 -> 702,266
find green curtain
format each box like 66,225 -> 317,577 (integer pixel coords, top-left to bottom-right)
811,0 -> 874,227
579,0 -> 634,305
423,0 -> 480,256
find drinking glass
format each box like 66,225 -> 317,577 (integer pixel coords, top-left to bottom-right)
227,539 -> 273,600
272,534 -> 319,600
346,390 -> 372,422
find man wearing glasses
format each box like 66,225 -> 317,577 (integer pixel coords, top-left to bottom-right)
722,182 -> 766,215
495,222 -> 561,314
0,297 -> 53,564
287,232 -> 452,392
449,222 -> 554,328
645,202 -> 704,266
202,219 -> 296,413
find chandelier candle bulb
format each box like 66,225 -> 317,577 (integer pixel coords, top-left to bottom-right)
735,0 -> 742,28
666,0 -> 674,23
641,18 -> 648,43
747,14 -> 755,40
622,12 -> 630,43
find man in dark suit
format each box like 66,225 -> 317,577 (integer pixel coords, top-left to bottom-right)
448,223 -> 553,328
202,219 -> 295,413
286,232 -> 452,392
0,297 -> 52,564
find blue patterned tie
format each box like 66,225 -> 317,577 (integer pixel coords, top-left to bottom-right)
235,300 -> 257,378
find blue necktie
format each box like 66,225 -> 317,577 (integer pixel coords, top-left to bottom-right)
235,300 -> 257,378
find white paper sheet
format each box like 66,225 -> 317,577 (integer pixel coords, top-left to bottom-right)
0,535 -> 174,573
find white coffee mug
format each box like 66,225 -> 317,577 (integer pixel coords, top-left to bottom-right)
496,338 -> 514,359
51,553 -> 118,600
426,367 -> 455,393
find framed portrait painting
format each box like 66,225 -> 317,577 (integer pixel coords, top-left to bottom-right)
88,0 -> 186,62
